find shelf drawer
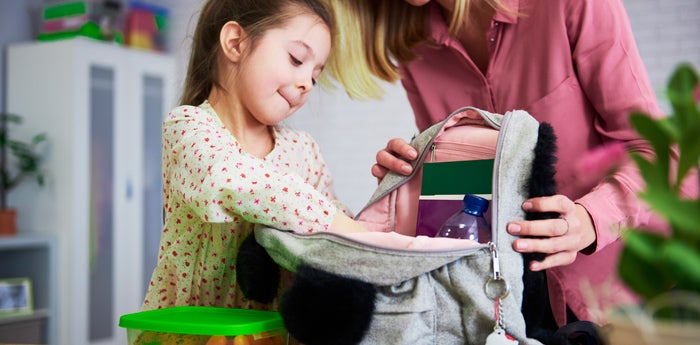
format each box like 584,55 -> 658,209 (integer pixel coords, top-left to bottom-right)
0,310 -> 48,344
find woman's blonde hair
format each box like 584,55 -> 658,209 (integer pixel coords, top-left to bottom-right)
320,0 -> 510,99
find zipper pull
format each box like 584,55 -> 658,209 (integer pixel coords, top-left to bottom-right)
485,242 -> 517,343
430,143 -> 436,162
490,242 -> 501,281
485,242 -> 510,299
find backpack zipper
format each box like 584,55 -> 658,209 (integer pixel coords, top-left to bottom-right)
489,111 -> 511,245
429,141 -> 496,162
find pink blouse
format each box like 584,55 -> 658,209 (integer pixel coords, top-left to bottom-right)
399,0 -> 667,325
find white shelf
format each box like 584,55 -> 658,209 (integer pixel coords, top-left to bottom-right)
0,235 -> 56,344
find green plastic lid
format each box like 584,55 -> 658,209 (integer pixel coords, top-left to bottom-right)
119,306 -> 285,336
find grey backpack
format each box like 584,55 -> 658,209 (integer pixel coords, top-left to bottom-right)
245,107 -> 551,345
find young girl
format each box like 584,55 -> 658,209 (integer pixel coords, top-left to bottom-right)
142,0 -> 366,312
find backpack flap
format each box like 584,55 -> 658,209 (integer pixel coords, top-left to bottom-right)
255,228 -> 487,286
491,110 -> 539,253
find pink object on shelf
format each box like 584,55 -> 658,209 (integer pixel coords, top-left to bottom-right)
124,2 -> 168,51
41,14 -> 88,33
125,8 -> 156,50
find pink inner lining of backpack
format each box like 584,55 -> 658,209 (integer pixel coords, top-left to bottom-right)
341,231 -> 482,250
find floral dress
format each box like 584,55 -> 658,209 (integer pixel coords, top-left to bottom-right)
142,101 -> 348,311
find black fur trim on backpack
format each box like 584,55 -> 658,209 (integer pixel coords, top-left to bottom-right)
235,232 -> 280,304
521,122 -> 604,345
521,123 -> 605,345
526,123 -> 560,223
522,122 -> 561,344
280,264 -> 377,345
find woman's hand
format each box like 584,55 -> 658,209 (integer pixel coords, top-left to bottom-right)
371,138 -> 418,180
507,195 -> 597,271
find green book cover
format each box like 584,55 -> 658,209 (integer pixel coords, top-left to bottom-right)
420,159 -> 494,196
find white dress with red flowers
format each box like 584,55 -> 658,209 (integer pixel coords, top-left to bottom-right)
142,101 -> 348,311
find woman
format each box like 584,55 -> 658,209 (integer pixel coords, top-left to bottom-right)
321,0 -> 694,332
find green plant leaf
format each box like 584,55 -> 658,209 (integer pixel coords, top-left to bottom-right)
619,63 -> 700,309
661,240 -> 700,292
0,113 -> 47,194
31,133 -> 48,146
630,113 -> 672,183
667,64 -> 700,186
0,113 -> 23,124
667,64 -> 699,119
619,230 -> 674,300
638,188 -> 700,241
631,153 -> 670,193
668,63 -> 699,91
677,128 -> 700,188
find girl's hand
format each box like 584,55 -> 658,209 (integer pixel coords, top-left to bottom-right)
507,195 -> 597,271
371,138 -> 418,180
330,212 -> 367,233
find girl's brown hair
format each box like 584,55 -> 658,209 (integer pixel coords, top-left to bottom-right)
180,0 -> 334,106
321,0 -> 511,99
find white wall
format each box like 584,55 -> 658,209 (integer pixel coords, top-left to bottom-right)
625,0 -> 700,113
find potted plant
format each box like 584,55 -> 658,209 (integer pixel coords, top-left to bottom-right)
603,63 -> 700,344
0,112 -> 47,236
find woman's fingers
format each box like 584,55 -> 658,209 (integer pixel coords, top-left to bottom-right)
513,228 -> 579,271
521,194 -> 576,216
386,137 -> 418,161
372,138 -> 418,178
512,225 -> 579,253
370,163 -> 390,180
528,251 -> 578,271
508,217 -> 570,238
508,196 -> 597,270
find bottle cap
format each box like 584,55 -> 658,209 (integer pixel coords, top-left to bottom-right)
462,194 -> 489,215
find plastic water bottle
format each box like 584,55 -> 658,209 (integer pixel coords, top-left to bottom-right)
435,194 -> 490,242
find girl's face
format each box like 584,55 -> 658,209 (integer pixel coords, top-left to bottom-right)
235,14 -> 331,126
